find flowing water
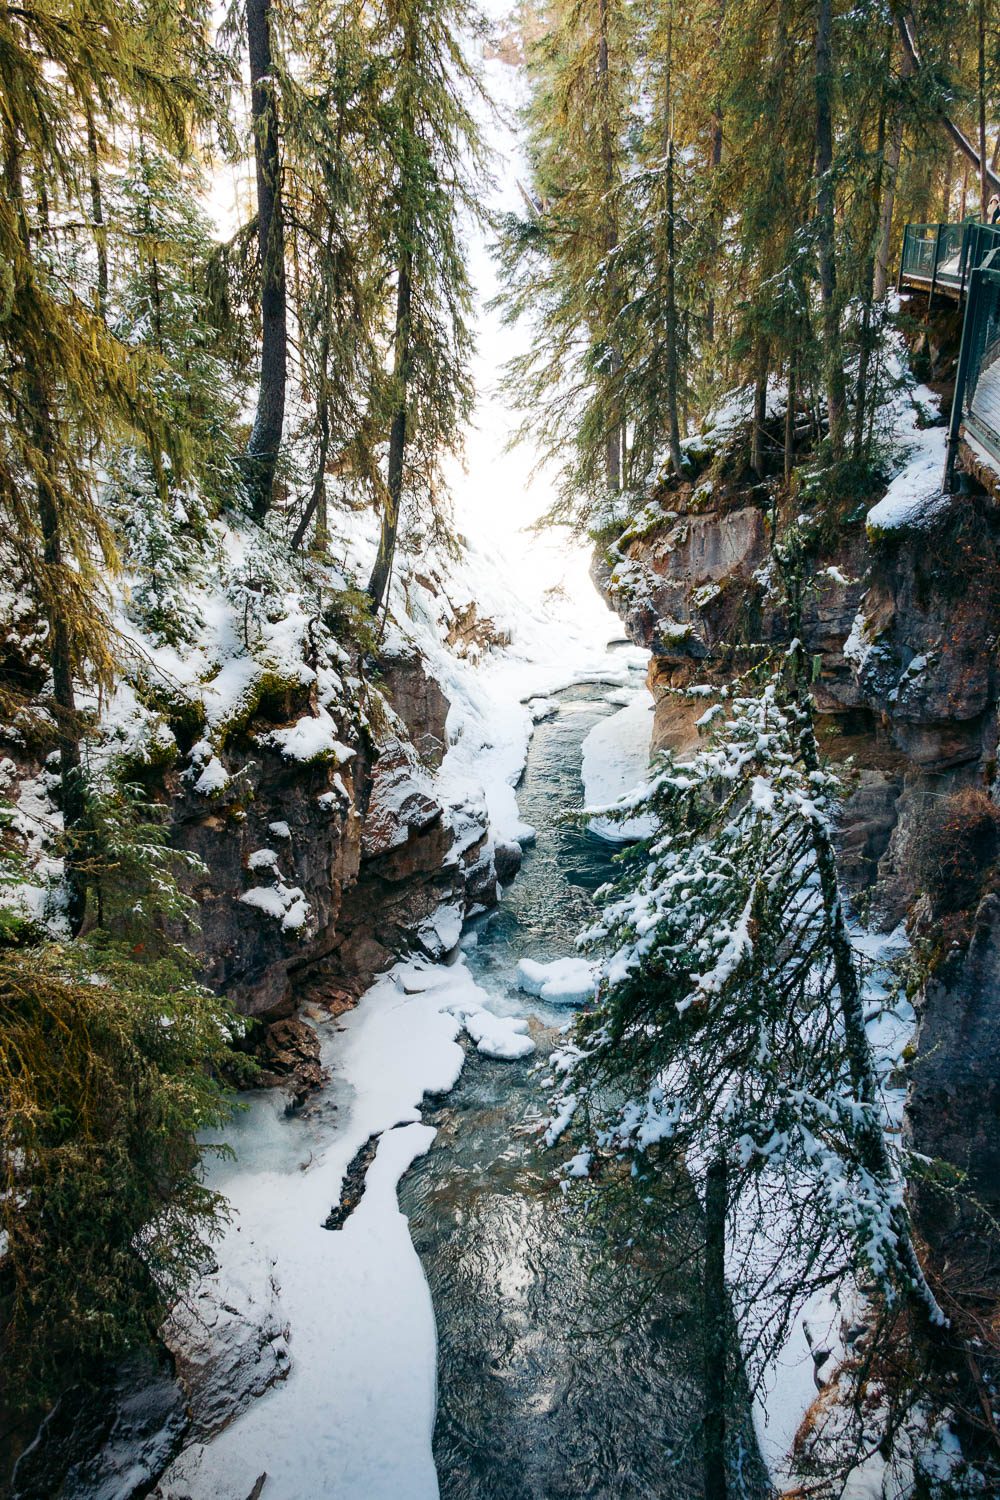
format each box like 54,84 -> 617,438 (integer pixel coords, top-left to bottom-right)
50,677 -> 773,1500
399,681 -> 772,1500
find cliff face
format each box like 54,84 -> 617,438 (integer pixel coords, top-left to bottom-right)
151,638 -> 497,1097
594,460 -> 1000,1210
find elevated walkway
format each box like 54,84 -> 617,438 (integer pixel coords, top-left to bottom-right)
899,221 -> 1000,306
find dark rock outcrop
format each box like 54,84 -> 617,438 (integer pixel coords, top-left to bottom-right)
155,656 -> 496,1034
10,1353 -> 188,1500
160,724 -> 366,1024
253,1014 -> 324,1105
907,892 -> 1000,1208
378,643 -> 451,767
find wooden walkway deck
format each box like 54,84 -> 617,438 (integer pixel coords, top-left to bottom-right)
968,348 -> 1000,449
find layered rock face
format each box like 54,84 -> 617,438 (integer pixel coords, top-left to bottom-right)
595,477 -> 1000,1205
157,644 -> 496,1098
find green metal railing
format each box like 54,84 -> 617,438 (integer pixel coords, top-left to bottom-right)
899,220 -> 1000,304
945,246 -> 1000,487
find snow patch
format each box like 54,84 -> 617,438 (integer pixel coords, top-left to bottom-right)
264,710 -> 355,765
580,694 -> 656,842
517,956 -> 597,1006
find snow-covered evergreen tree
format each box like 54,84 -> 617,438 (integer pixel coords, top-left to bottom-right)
101,148 -> 243,646
547,651 -> 942,1397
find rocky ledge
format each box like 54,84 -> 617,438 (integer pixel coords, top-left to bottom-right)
152,638 -> 499,1105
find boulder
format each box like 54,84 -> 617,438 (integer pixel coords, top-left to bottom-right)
161,1248 -> 290,1442
11,1353 -> 188,1500
378,645 -> 450,767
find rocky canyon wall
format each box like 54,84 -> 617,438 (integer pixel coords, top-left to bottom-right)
594,440 -> 1000,1213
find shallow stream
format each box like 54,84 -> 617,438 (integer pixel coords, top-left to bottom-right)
400,681 -> 772,1499
93,673 -> 774,1500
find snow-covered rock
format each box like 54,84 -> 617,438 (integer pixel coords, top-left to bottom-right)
162,1246 -> 290,1441
580,695 -> 656,842
456,1006 -> 535,1060
517,955 -> 597,1006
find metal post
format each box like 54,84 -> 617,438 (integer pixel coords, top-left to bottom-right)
928,222 -> 943,312
896,225 -> 908,294
960,224 -> 974,301
944,266 -> 981,492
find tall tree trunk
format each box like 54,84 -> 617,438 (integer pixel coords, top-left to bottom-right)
705,0 -> 726,346
291,329 -> 331,553
85,110 -> 107,321
940,151 -> 955,222
663,6 -> 684,476
979,0 -> 988,220
598,0 -> 621,493
368,241 -> 413,611
751,339 -> 768,479
873,41 -> 914,301
855,101 -> 886,459
784,353 -> 796,484
703,1154 -> 728,1500
814,0 -> 847,458
245,0 -> 287,521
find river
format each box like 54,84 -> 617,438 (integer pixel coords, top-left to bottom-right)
401,681 -> 771,1500
133,669 -> 773,1500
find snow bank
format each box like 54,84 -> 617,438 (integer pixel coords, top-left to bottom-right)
580,692 -> 656,842
154,958 -> 514,1500
454,1005 -> 535,1060
866,378 -> 948,533
517,955 -> 597,1006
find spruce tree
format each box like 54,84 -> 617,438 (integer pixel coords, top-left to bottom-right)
364,0 -> 486,612
0,0 -> 229,926
548,654 -> 942,1484
498,0 -> 636,529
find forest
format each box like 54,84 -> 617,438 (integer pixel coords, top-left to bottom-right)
2,0 -> 1000,1496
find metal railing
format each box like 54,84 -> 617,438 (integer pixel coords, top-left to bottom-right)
944,246 -> 1000,487
899,220 -> 1000,305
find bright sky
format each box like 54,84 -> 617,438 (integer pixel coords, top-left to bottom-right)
445,28 -> 614,641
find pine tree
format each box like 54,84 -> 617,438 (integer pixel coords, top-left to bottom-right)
547,653 -> 942,1485
281,0 -> 383,552
0,0 -> 230,925
364,0 -> 487,612
497,0 -> 636,529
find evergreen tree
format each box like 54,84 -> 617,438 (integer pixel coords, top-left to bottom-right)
364,0 -> 487,612
0,778 -> 242,1408
501,0 -> 998,530
0,0 -> 230,927
497,0 -> 636,529
547,652 -> 942,1486
281,0 -> 391,553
